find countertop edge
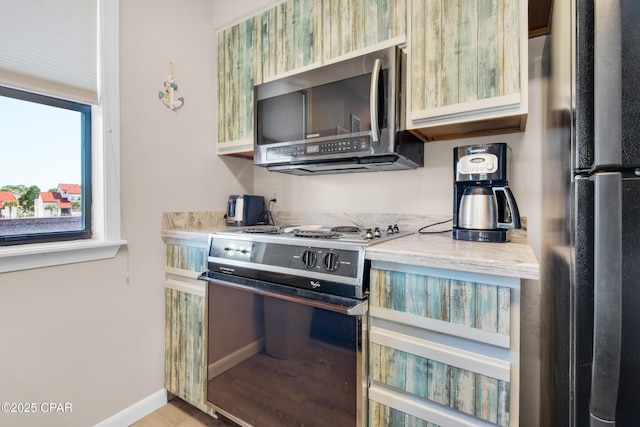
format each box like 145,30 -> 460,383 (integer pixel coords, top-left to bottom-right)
365,250 -> 540,280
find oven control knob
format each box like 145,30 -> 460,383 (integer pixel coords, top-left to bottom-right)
323,252 -> 339,271
301,250 -> 317,269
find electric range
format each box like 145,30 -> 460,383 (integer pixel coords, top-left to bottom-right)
203,224 -> 411,299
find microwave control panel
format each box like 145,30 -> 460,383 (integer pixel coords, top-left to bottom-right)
266,135 -> 370,161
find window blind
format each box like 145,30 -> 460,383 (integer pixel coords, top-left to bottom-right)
0,0 -> 98,104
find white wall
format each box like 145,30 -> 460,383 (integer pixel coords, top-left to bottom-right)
0,1 -> 253,426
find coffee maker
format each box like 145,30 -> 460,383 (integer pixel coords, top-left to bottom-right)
453,143 -> 521,242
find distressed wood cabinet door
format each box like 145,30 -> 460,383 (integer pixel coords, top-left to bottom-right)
408,0 -> 527,141
216,16 -> 261,157
322,0 -> 406,62
164,241 -> 212,414
165,287 -> 206,409
260,0 -> 322,82
368,263 -> 520,426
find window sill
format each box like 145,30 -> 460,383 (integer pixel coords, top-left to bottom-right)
0,239 -> 127,273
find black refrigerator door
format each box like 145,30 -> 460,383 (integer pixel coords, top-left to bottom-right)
574,177 -> 596,427
590,173 -> 622,426
616,174 -> 640,425
575,0 -> 640,171
574,174 -> 640,427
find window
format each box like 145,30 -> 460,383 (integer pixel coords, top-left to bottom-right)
0,86 -> 92,245
0,0 -> 124,272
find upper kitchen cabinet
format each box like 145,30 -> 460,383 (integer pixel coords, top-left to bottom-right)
321,0 -> 407,62
260,0 -> 322,82
217,0 -> 320,157
408,0 -> 528,141
217,16 -> 261,157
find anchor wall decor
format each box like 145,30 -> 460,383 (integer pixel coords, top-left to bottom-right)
159,62 -> 184,110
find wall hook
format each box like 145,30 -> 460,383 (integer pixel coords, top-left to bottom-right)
159,62 -> 184,110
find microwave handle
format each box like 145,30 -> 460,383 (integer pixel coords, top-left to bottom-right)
369,58 -> 381,143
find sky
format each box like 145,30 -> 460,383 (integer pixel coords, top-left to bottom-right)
0,94 -> 81,193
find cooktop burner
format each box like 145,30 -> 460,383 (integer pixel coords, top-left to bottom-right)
294,230 -> 342,239
330,226 -> 360,233
243,227 -> 281,234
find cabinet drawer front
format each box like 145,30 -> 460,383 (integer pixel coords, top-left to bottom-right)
165,243 -> 207,272
370,269 -> 511,336
370,400 -> 441,427
371,342 -> 509,426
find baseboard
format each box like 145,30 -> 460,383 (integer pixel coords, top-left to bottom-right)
93,389 -> 167,427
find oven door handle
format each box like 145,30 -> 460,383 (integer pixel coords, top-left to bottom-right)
346,301 -> 367,316
265,290 -> 366,316
202,273 -> 367,316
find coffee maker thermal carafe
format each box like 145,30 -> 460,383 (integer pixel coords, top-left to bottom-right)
453,143 -> 521,242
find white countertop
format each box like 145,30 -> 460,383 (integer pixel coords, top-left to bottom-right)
365,231 -> 539,280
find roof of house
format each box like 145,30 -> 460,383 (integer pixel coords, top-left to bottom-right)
0,191 -> 17,203
58,184 -> 81,194
0,190 -> 17,209
39,192 -> 72,209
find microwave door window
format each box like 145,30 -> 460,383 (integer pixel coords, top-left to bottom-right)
258,72 -> 387,146
259,91 -> 305,144
306,74 -> 373,139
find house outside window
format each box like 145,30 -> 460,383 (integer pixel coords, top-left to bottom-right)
0,190 -> 18,219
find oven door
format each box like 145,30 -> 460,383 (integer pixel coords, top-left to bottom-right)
201,271 -> 368,427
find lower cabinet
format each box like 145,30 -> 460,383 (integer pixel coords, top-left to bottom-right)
163,238 -> 214,415
165,285 -> 207,409
368,261 -> 521,427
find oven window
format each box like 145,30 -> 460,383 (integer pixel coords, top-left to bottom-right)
257,70 -> 387,145
207,283 -> 359,427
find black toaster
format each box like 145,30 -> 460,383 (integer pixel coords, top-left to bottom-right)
225,195 -> 266,226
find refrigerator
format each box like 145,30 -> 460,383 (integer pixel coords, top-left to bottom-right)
541,0 -> 640,426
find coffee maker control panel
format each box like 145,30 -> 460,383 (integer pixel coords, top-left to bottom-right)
458,153 -> 498,175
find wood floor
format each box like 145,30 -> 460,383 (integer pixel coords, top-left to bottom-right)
131,398 -> 237,427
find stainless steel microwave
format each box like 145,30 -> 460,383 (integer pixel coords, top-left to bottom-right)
253,46 -> 424,175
